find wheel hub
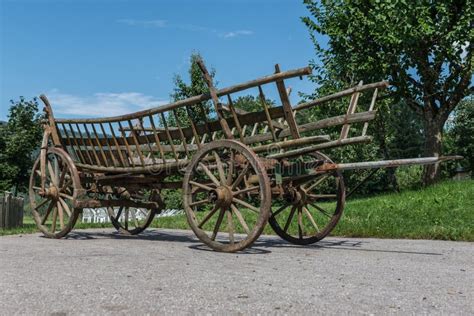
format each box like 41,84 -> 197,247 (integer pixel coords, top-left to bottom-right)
209,186 -> 233,208
284,188 -> 307,207
43,186 -> 59,200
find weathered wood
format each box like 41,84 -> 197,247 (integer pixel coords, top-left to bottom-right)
55,66 -> 312,124
39,95 -> 62,146
340,81 -> 363,139
252,135 -> 330,154
318,156 -> 463,171
258,85 -> 277,141
294,81 -> 389,111
274,64 -> 300,139
0,193 -> 24,229
227,95 -> 244,142
362,88 -> 378,136
197,59 -> 234,139
267,136 -> 373,159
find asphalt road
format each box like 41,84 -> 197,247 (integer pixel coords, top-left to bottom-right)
0,228 -> 472,315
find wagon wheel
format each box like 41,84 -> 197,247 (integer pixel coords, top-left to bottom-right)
106,189 -> 160,235
29,147 -> 81,238
268,152 -> 345,245
183,139 -> 271,252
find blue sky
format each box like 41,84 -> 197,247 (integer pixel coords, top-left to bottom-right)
0,0 -> 322,121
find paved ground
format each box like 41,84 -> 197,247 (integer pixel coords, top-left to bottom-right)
0,228 -> 473,315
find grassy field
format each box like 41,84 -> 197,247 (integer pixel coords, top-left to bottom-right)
2,179 -> 473,241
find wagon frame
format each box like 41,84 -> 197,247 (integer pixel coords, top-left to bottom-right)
30,59 -> 460,251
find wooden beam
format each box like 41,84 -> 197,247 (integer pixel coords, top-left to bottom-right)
274,64 -> 300,139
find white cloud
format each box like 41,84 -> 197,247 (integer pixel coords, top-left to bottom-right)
47,90 -> 169,117
117,18 -> 253,39
117,19 -> 167,28
222,30 -> 254,38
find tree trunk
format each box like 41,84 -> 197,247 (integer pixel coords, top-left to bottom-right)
422,118 -> 444,186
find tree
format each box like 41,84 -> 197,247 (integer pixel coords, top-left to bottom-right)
450,97 -> 474,172
170,52 -> 216,126
302,0 -> 473,185
0,97 -> 43,194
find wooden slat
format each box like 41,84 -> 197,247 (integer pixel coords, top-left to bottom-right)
108,122 -> 127,167
99,123 -> 119,167
340,81 -> 363,139
258,85 -> 277,141
196,59 -> 233,139
160,113 -> 179,162
362,88 -> 378,136
127,119 -> 146,166
227,95 -> 244,142
91,124 -> 109,167
148,115 -> 166,166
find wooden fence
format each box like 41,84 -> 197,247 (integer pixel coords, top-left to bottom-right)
0,192 -> 24,229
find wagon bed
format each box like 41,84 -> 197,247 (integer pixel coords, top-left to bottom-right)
30,59 -> 461,252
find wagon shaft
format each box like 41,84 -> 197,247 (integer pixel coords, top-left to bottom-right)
316,156 -> 463,172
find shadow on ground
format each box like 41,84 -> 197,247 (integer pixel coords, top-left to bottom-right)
52,228 -> 443,256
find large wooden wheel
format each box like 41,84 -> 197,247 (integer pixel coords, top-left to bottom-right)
29,147 -> 81,238
107,189 -> 159,235
268,152 -> 345,245
183,140 -> 271,252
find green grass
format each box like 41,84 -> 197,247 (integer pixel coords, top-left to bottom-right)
1,180 -> 473,241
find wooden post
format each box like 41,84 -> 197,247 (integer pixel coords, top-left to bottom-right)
0,194 -> 4,228
340,81 -> 363,140
362,88 -> 378,136
39,95 -> 62,146
5,192 -> 11,229
274,64 -> 300,139
196,59 -> 234,139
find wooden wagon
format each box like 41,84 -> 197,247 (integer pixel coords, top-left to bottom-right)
30,60 -> 460,252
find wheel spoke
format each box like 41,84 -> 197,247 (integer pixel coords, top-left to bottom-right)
198,162 -> 220,187
232,197 -> 260,213
227,209 -> 235,244
189,199 -> 209,207
211,208 -> 225,241
58,201 -> 65,230
59,197 -> 72,217
59,192 -> 74,200
231,204 -> 250,235
283,206 -> 297,233
115,206 -> 124,220
61,178 -> 72,191
124,208 -> 129,230
190,180 -> 214,192
305,175 -> 328,192
51,205 -> 58,233
226,151 -> 234,186
34,198 -> 50,210
303,206 -> 319,232
272,203 -> 290,218
58,163 -> 68,188
198,204 -> 220,228
213,152 -> 226,185
231,164 -> 249,190
47,161 -> 58,186
41,201 -> 55,224
310,203 -> 332,218
297,206 -> 304,239
308,193 -> 337,200
232,186 -> 259,196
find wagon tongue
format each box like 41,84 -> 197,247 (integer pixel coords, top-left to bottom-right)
315,155 -> 463,172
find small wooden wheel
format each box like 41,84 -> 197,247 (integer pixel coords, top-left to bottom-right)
29,147 -> 81,238
183,139 -> 271,252
268,152 -> 345,245
107,189 -> 159,235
